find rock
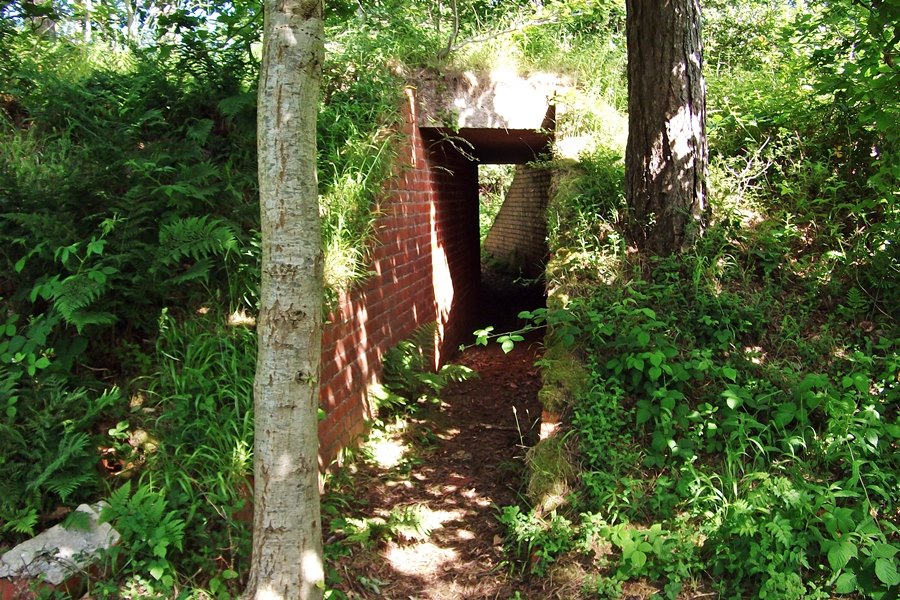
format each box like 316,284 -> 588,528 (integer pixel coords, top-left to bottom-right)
0,502 -> 119,598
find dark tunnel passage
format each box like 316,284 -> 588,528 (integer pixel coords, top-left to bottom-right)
420,126 -> 552,338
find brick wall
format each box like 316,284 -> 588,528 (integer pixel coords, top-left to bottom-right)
317,89 -> 480,466
482,166 -> 551,277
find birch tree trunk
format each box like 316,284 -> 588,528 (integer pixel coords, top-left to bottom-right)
244,0 -> 325,597
625,0 -> 708,255
83,0 -> 92,42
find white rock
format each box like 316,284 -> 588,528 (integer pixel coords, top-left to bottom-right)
0,502 -> 120,586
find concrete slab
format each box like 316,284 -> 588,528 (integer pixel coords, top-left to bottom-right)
0,502 -> 119,587
415,69 -> 564,131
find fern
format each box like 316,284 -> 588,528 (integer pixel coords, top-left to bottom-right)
169,257 -> 214,285
381,323 -> 477,409
1,507 -> 38,535
51,271 -> 115,332
845,286 -> 869,315
383,322 -> 437,397
156,215 -> 238,265
218,92 -> 256,119
26,430 -> 94,494
1,381 -> 120,541
185,119 -> 214,145
437,364 -> 477,384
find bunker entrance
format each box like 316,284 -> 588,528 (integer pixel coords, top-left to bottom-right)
421,126 -> 552,334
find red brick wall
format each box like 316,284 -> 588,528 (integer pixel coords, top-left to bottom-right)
317,89 -> 480,465
483,165 -> 551,277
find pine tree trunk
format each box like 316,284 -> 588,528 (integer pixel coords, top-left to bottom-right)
244,0 -> 325,598
625,0 -> 708,255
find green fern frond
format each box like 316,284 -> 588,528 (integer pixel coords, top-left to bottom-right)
218,92 -> 256,119
1,212 -> 73,250
185,119 -> 214,145
26,430 -> 91,494
845,287 -> 868,314
169,257 -> 214,284
438,364 -> 477,384
67,310 -> 116,332
51,274 -> 106,325
1,507 -> 38,535
157,215 -> 238,265
381,322 -> 468,404
62,509 -> 94,532
408,322 -> 438,366
46,471 -> 96,502
102,480 -> 133,522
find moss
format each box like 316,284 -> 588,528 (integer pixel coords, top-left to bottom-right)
536,345 -> 589,413
538,384 -> 569,414
526,436 -> 577,513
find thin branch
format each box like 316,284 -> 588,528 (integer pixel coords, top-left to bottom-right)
437,0 -> 459,60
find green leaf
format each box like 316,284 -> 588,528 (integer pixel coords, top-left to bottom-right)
153,542 -> 168,558
722,366 -> 738,382
660,395 -> 676,412
875,558 -> 900,585
221,569 -> 239,580
834,572 -> 858,593
62,510 -> 93,532
648,366 -> 662,381
501,339 -> 514,354
636,330 -> 651,347
149,565 -> 165,580
86,238 -> 106,257
630,549 -> 647,569
872,543 -> 899,560
828,540 -> 858,572
724,390 -> 742,410
774,402 -> 797,427
636,406 -> 652,425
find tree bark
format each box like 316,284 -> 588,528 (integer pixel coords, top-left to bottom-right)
243,0 -> 325,598
625,0 -> 708,255
84,0 -> 92,42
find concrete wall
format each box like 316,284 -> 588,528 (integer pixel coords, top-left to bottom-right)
482,166 -> 551,277
317,89 -> 480,465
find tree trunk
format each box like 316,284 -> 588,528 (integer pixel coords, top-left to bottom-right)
243,0 -> 325,598
84,0 -> 92,42
625,0 -> 708,255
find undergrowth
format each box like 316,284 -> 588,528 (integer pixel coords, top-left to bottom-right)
500,5 -> 899,596
466,8 -> 897,587
321,324 -> 477,597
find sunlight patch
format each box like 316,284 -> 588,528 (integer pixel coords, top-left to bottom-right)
365,436 -> 408,469
227,309 -> 256,327
436,427 -> 460,440
385,542 -> 458,576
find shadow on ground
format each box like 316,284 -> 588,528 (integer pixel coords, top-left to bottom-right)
325,268 -> 547,599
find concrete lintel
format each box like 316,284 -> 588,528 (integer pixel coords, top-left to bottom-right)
422,127 -> 552,164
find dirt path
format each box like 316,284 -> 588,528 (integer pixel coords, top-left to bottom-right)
326,275 -> 547,599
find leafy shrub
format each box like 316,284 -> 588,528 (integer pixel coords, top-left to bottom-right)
0,378 -> 121,541
498,506 -> 575,576
380,322 -> 476,414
